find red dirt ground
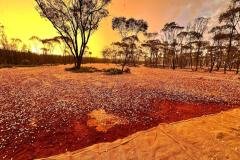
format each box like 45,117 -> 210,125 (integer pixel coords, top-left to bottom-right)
0,65 -> 239,159
1,100 -> 238,160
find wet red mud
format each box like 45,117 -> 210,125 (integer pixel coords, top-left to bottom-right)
1,99 -> 239,160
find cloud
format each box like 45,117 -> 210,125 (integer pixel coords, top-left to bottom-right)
208,0 -> 230,28
175,0 -> 229,26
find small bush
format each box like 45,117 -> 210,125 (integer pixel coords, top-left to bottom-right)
21,59 -> 31,65
0,64 -> 14,69
104,68 -> 131,75
65,66 -> 101,73
124,68 -> 131,73
104,68 -> 123,75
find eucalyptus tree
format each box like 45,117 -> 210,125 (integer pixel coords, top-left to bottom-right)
162,22 -> 184,69
112,41 -> 127,70
209,25 -> 228,72
10,38 -> 22,51
142,32 -> 161,67
184,25 -> 203,69
50,36 -> 71,64
177,31 -> 188,68
112,36 -> 139,71
102,47 -> 112,63
0,24 -> 9,50
219,0 -> 240,73
236,41 -> 240,74
142,39 -> 162,67
88,51 -> 92,61
112,17 -> 148,38
7,38 -> 22,64
35,0 -> 111,69
41,47 -> 49,55
108,43 -> 120,63
190,17 -> 209,71
29,36 -> 42,53
21,44 -> 28,52
112,17 -> 148,69
41,38 -> 58,55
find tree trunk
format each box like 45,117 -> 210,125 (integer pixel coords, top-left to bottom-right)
162,55 -> 165,68
122,56 -> 127,72
216,52 -> 222,71
209,56 -> 215,73
75,43 -> 87,69
163,48 -> 167,68
236,63 -> 239,74
172,52 -> 176,70
155,54 -> 158,67
77,52 -> 84,69
209,48 -> 213,73
122,50 -> 129,72
189,48 -> 193,70
195,54 -> 199,71
225,28 -> 234,74
76,58 -> 81,69
195,44 -> 201,71
179,45 -> 183,69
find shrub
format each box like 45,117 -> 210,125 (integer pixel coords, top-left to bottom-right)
124,67 -> 131,73
104,68 -> 131,75
0,64 -> 14,69
65,66 -> 101,73
104,68 -> 123,75
21,59 -> 31,65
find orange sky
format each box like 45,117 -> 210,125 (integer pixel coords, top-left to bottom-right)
0,0 -> 227,57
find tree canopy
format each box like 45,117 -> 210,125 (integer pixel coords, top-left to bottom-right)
35,0 -> 111,68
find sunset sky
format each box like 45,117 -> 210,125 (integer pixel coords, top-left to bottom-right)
0,0 -> 228,57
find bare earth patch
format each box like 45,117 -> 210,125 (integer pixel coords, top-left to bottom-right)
0,64 -> 239,159
87,109 -> 127,132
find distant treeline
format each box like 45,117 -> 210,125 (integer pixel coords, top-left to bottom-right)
0,49 -> 105,66
103,0 -> 240,74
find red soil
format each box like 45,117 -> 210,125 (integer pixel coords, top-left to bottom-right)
0,65 -> 239,159
0,100 -> 238,160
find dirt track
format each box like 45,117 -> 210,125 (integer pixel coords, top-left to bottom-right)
0,64 -> 239,159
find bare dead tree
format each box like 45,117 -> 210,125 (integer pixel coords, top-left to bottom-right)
35,0 -> 111,69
